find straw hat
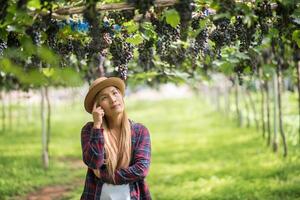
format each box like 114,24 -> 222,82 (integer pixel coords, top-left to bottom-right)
84,77 -> 125,113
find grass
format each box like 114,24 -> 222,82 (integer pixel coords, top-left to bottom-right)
0,95 -> 300,200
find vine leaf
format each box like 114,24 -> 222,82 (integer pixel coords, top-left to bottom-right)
126,33 -> 143,45
165,9 -> 180,28
292,30 -> 300,48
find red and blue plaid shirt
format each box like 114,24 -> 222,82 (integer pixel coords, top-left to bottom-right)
80,120 -> 152,200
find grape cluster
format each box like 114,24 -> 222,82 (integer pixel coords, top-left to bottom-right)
151,17 -> 182,65
234,16 -> 256,52
175,0 -> 195,40
138,39 -> 155,71
255,1 -> 272,45
46,19 -> 60,50
191,13 -> 205,30
110,36 -> 133,80
26,25 -> 42,46
191,28 -> 209,58
0,39 -> 7,56
7,32 -> 20,48
209,17 -> 234,58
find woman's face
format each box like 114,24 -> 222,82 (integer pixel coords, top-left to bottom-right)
96,86 -> 124,117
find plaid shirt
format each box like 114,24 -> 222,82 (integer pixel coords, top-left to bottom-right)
80,120 -> 152,200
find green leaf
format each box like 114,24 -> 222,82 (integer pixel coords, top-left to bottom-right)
141,22 -> 157,40
123,20 -> 138,34
37,46 -> 59,66
292,30 -> 300,48
125,34 -> 143,45
220,62 -> 233,75
27,0 -> 41,10
42,68 -> 55,77
165,9 -> 180,28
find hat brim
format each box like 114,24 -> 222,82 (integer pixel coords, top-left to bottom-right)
84,77 -> 125,114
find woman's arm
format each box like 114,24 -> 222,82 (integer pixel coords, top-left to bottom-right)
81,122 -> 105,169
100,124 -> 151,184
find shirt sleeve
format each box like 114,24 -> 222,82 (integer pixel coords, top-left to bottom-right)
81,122 -> 106,169
100,124 -> 151,185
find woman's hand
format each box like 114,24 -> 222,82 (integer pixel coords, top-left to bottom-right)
92,101 -> 105,129
93,169 -> 101,178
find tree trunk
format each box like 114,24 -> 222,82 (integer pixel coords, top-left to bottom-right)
41,87 -> 49,169
265,81 -> 272,146
45,87 -> 51,154
246,89 -> 259,131
273,71 -> 278,152
259,68 -> 266,138
8,92 -> 12,130
276,65 -> 288,157
216,87 -> 221,112
1,91 -> 5,132
97,52 -> 106,77
235,76 -> 242,126
224,85 -> 231,117
242,87 -> 250,128
16,91 -> 20,128
297,60 -> 300,145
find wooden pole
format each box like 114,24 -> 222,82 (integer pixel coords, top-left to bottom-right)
53,0 -> 177,15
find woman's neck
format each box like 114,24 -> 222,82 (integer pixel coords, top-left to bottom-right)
106,113 -> 123,131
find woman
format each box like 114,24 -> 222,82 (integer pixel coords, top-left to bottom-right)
80,77 -> 152,200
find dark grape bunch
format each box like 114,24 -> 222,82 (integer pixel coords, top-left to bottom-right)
255,1 -> 272,45
175,0 -> 195,40
46,19 -> 60,50
191,28 -> 209,58
209,17 -> 234,58
26,24 -> 42,46
138,39 -> 155,71
0,39 -> 7,56
151,17 -> 181,65
7,32 -> 20,48
234,16 -> 256,52
110,36 -> 133,80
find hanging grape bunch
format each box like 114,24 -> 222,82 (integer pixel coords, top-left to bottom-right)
190,11 -> 210,59
209,17 -> 234,59
138,39 -> 155,71
151,16 -> 183,66
255,1 -> 272,45
109,35 -> 133,80
234,16 -> 256,52
7,32 -> 20,48
45,19 -> 60,50
0,39 -> 7,56
175,0 -> 195,41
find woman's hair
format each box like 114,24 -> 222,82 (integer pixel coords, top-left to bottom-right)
96,88 -> 131,182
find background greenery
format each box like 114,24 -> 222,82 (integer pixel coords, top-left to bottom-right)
1,94 -> 299,200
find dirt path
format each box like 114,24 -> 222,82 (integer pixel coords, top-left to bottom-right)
13,158 -> 85,200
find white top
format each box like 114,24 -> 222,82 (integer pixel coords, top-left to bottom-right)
100,183 -> 131,200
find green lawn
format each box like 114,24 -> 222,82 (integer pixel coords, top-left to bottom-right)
1,96 -> 300,200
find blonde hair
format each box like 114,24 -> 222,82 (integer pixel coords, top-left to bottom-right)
96,88 -> 131,182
